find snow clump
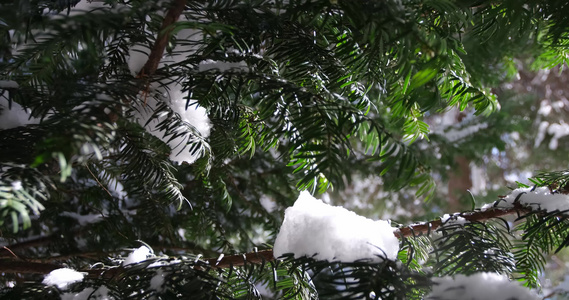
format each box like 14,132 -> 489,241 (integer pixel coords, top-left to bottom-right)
273,191 -> 399,262
42,268 -> 84,289
123,245 -> 152,265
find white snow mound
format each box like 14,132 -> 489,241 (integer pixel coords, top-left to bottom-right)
273,191 -> 399,262
427,272 -> 538,300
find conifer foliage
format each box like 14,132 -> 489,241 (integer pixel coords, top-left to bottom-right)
1,0 -> 569,299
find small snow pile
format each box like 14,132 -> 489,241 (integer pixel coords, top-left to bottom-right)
42,268 -> 84,289
426,272 -> 538,300
124,246 -> 152,265
273,191 -> 399,262
490,187 -> 569,213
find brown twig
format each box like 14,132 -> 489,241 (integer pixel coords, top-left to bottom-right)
86,165 -> 112,197
206,249 -> 275,269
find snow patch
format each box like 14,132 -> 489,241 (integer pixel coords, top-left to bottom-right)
427,272 -> 538,300
273,191 -> 399,262
43,268 -> 84,289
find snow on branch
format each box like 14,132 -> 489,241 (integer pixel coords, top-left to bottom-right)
273,191 -> 399,262
488,186 -> 569,213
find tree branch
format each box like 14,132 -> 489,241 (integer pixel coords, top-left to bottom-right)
0,205 -> 531,274
0,259 -> 60,274
139,0 -> 187,77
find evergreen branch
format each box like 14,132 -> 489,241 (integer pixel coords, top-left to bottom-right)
0,204 -> 531,274
140,0 -> 187,77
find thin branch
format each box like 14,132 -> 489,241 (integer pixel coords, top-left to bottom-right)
206,249 -> 275,269
394,204 -> 531,238
86,164 -> 112,197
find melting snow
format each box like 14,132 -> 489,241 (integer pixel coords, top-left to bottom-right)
273,191 -> 399,262
427,273 -> 538,300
